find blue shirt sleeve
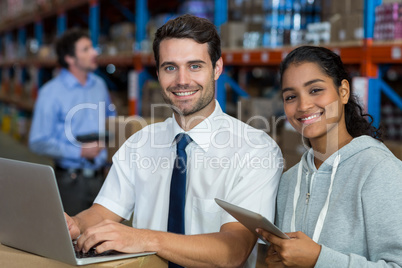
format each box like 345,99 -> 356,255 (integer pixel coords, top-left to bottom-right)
29,84 -> 82,161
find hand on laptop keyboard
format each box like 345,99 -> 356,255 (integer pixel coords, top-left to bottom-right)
73,239 -> 119,258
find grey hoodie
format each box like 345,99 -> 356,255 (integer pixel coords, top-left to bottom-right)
276,135 -> 402,267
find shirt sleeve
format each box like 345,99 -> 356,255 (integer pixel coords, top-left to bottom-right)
221,139 -> 283,224
315,157 -> 402,267
94,140 -> 136,220
29,88 -> 82,160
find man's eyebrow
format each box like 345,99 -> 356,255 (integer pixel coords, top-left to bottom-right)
188,60 -> 207,65
160,62 -> 178,68
160,60 -> 207,68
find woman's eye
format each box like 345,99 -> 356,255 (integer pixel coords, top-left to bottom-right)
284,95 -> 296,101
311,88 -> 323,94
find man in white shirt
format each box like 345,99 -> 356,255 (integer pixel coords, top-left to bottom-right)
66,14 -> 282,267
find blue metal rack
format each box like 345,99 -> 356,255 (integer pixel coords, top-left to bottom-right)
364,0 -> 402,128
57,13 -> 67,36
89,0 -> 100,48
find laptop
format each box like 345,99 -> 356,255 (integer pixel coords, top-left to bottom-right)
215,198 -> 289,243
0,157 -> 155,265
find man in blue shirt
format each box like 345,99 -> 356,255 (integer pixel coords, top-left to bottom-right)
29,28 -> 116,215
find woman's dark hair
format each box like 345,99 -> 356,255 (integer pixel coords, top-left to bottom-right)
152,14 -> 221,69
280,46 -> 381,140
55,28 -> 90,69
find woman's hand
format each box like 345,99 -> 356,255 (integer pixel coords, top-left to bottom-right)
266,244 -> 286,268
257,229 -> 321,268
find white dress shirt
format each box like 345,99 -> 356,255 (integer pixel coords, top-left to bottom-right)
95,100 -> 282,266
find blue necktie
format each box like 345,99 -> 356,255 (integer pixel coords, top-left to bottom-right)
168,133 -> 192,268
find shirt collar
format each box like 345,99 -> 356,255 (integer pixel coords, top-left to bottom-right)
170,100 -> 223,152
60,68 -> 95,89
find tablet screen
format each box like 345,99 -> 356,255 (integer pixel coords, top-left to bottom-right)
215,198 -> 289,242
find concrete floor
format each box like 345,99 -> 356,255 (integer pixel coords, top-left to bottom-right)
0,131 -> 53,166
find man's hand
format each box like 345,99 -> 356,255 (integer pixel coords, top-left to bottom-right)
256,229 -> 321,268
64,212 -> 80,240
80,141 -> 104,160
75,220 -> 152,254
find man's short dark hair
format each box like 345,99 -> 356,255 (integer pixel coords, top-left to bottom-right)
153,14 -> 221,69
55,28 -> 90,69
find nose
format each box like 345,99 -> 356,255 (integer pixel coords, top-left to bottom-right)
92,47 -> 99,57
297,95 -> 314,112
176,68 -> 190,86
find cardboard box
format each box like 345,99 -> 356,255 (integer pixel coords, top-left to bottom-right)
344,13 -> 363,41
279,127 -> 308,170
384,140 -> 402,160
141,81 -> 172,120
335,0 -> 352,14
0,243 -> 167,268
282,149 -> 304,170
329,14 -> 342,42
106,116 -> 165,163
382,0 -> 402,3
321,0 -> 333,21
351,0 -> 364,12
221,22 -> 247,49
239,96 -> 284,131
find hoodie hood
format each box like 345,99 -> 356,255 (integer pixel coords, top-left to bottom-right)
302,135 -> 390,173
291,135 -> 391,242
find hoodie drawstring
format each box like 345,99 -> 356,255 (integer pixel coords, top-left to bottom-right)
291,162 -> 303,232
291,154 -> 341,243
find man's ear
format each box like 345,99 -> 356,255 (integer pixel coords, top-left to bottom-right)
340,79 -> 350,105
214,57 -> 223,81
64,55 -> 74,67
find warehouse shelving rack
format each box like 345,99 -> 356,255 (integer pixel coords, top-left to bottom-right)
0,0 -> 401,127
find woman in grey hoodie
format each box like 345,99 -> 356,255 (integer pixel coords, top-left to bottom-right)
257,46 -> 402,267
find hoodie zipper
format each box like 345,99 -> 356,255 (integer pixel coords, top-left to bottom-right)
302,171 -> 316,233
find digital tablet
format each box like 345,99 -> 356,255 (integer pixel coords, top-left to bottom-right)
215,198 -> 289,243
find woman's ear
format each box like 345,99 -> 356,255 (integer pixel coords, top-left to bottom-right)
340,79 -> 350,104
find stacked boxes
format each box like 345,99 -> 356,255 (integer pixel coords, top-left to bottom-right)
107,23 -> 136,55
223,0 -> 324,49
141,81 -> 172,120
220,22 -> 247,49
179,0 -> 214,22
382,101 -> 402,141
279,124 -> 308,171
305,21 -> 331,44
374,2 -> 402,40
262,0 -> 322,48
2,0 -> 40,24
324,0 -> 364,42
106,116 -> 165,163
238,94 -> 284,132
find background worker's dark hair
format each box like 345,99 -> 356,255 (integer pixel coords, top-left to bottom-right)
153,14 -> 221,69
55,28 -> 90,69
279,45 -> 382,140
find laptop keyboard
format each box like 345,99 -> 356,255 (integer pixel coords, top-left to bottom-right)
73,240 -> 119,259
75,248 -> 119,259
